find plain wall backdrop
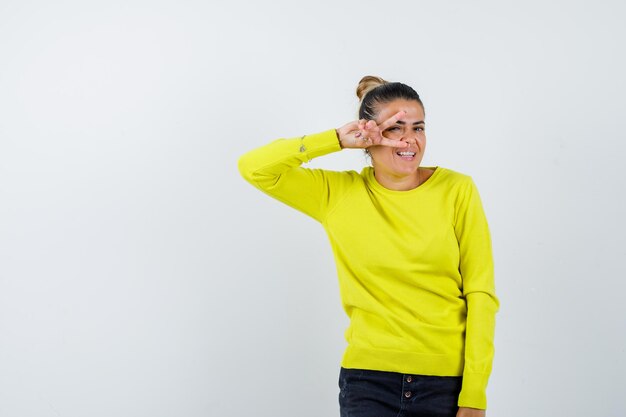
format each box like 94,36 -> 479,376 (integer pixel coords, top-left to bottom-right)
1,1 -> 625,416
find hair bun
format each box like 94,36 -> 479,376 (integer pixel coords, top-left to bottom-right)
356,75 -> 388,101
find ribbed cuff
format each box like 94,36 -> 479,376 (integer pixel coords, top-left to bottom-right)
457,372 -> 489,409
300,129 -> 342,159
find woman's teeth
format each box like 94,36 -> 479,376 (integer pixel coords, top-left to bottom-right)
397,151 -> 416,157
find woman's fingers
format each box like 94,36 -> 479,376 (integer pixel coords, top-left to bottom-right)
362,116 -> 408,148
337,120 -> 365,148
339,114 -> 409,149
362,120 -> 380,140
358,119 -> 366,132
379,137 -> 409,148
358,111 -> 407,145
377,110 -> 406,131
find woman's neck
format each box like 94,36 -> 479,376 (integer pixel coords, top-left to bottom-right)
374,168 -> 422,191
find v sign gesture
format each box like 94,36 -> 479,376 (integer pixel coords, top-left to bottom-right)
336,110 -> 410,149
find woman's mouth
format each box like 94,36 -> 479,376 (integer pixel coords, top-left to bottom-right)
396,151 -> 416,160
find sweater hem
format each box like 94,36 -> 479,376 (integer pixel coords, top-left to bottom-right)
341,345 -> 464,376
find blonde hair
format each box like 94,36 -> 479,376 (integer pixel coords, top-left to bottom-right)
356,75 -> 388,101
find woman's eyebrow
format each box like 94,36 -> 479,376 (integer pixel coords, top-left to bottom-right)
396,120 -> 425,125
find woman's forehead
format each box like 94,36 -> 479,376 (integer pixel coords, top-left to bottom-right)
375,100 -> 424,120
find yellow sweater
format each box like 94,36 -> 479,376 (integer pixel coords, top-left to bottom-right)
238,129 -> 499,409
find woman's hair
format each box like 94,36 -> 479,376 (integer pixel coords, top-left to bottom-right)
356,75 -> 424,120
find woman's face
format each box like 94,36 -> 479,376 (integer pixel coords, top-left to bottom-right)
369,99 -> 426,178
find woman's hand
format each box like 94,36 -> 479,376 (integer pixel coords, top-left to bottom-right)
457,407 -> 486,417
335,111 -> 410,149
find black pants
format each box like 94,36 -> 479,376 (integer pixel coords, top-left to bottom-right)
338,367 -> 462,417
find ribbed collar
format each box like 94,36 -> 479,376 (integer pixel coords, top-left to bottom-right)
361,166 -> 443,196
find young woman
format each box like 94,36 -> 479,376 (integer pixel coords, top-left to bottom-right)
238,76 -> 499,417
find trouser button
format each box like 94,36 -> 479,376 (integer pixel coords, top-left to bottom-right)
406,376 -> 413,383
404,391 -> 412,398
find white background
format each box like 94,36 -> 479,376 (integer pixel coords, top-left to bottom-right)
1,1 -> 625,416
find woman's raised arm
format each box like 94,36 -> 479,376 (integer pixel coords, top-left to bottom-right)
237,111 -> 409,222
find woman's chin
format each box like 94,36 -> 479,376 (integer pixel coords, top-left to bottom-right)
393,162 -> 420,174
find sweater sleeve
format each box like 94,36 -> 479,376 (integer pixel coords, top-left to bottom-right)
453,177 -> 499,410
237,129 -> 345,222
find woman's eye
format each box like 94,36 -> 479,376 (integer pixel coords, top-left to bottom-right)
415,127 -> 424,132
387,127 -> 400,131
